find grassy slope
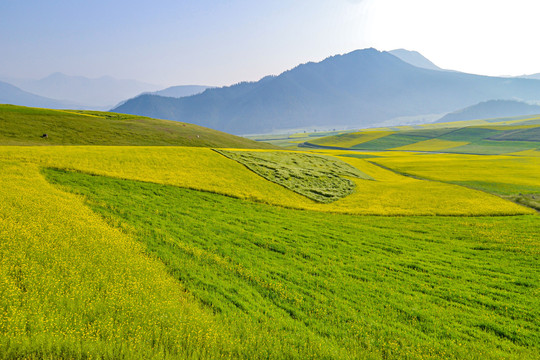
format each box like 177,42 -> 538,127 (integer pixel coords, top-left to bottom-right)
0,104 -> 276,149
37,168 -> 540,360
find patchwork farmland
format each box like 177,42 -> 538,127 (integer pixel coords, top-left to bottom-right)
0,106 -> 538,359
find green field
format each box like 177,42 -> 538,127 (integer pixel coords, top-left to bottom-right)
305,117 -> 540,154
0,104 -> 275,148
1,106 -> 539,359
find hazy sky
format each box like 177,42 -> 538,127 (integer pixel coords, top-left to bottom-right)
1,0 -> 539,86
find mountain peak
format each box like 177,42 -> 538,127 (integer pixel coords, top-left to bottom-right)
389,49 -> 442,71
112,48 -> 540,135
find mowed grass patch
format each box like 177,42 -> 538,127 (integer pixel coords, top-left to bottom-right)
43,168 -> 540,359
215,150 -> 372,203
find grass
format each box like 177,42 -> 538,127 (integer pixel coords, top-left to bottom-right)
391,139 -> 469,151
350,133 -> 431,150
308,131 -> 394,148
302,121 -> 540,155
0,104 -> 275,148
444,141 -> 539,155
34,167 -> 540,360
215,150 -> 373,203
0,161 -> 236,359
371,153 -> 540,211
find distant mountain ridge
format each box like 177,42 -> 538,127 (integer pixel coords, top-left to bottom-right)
521,73 -> 540,80
112,48 -> 540,135
150,85 -> 211,98
5,73 -> 162,109
0,80 -> 79,109
436,100 -> 540,123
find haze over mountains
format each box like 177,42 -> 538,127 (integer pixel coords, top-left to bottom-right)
149,85 -> 212,98
113,48 -> 540,134
0,80 -> 79,109
388,49 -> 443,71
3,48 -> 540,133
1,73 -> 163,109
435,99 -> 540,123
0,73 -> 213,110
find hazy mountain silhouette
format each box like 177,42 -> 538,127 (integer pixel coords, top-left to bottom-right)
0,80 -> 80,109
436,99 -> 540,123
9,73 -> 161,108
388,49 -> 442,71
150,85 -> 211,98
112,48 -> 540,134
520,73 -> 540,80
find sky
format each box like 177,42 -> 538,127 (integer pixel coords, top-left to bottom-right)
1,0 -> 540,87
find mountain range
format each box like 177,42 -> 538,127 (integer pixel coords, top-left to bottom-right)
3,73 -> 163,109
0,80 -> 79,109
112,48 -> 540,134
149,85 -> 211,98
435,99 -> 540,123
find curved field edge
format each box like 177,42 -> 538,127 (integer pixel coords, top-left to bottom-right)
39,167 -> 540,359
369,154 -> 540,211
0,161 -> 235,359
214,149 -> 373,203
0,146 -> 531,216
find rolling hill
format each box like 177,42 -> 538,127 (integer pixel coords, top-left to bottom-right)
112,48 -> 540,135
0,104 -> 275,148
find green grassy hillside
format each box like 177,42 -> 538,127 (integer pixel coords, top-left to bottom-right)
0,104 -> 276,148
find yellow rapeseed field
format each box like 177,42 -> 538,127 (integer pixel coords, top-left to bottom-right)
373,153 -> 540,188
509,149 -> 540,157
0,160 -> 236,357
0,146 -> 531,216
479,124 -> 540,131
310,131 -> 394,148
